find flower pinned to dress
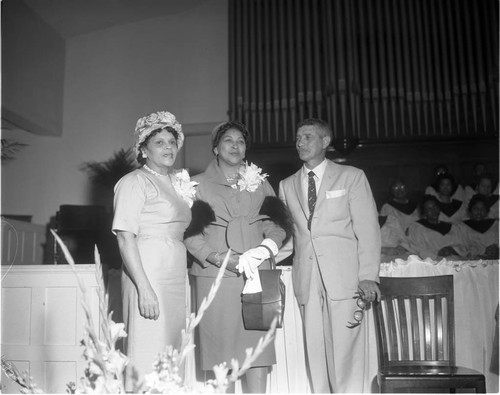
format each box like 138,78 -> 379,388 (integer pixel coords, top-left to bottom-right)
172,169 -> 199,207
232,162 -> 268,193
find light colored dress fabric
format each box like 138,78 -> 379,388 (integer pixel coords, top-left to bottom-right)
112,168 -> 191,388
437,199 -> 468,223
380,201 -> 419,232
425,184 -> 466,202
405,220 -> 468,261
380,214 -> 407,248
457,219 -> 499,257
185,159 -> 286,370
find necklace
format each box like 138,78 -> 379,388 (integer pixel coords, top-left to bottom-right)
226,173 -> 239,183
143,164 -> 168,177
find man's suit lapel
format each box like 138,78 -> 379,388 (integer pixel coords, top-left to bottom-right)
293,170 -> 308,220
316,160 -> 337,206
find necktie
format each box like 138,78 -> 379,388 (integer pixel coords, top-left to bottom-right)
307,171 -> 317,230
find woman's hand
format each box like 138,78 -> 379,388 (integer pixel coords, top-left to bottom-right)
222,250 -> 241,274
116,231 -> 160,320
208,250 -> 240,274
138,285 -> 160,320
482,244 -> 499,259
437,246 -> 459,257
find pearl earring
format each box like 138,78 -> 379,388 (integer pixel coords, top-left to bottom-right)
142,152 -> 147,158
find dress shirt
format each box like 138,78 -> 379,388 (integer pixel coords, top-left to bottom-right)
302,159 -> 328,209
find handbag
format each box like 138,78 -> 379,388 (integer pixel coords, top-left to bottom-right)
241,245 -> 285,331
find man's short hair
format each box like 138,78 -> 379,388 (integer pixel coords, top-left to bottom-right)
296,118 -> 332,139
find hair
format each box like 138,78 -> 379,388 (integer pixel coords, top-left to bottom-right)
136,126 -> 180,165
468,194 -> 490,213
418,194 -> 440,216
296,118 -> 333,139
211,121 -> 250,154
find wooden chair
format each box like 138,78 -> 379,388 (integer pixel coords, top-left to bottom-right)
373,275 -> 486,393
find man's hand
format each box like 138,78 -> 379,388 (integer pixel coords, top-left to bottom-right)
358,279 -> 380,302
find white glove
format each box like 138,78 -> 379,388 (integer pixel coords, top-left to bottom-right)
236,239 -> 278,279
237,239 -> 279,294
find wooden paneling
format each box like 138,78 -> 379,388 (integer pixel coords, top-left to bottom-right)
1,265 -> 99,393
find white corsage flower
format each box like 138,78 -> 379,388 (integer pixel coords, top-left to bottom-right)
232,162 -> 268,192
172,169 -> 199,207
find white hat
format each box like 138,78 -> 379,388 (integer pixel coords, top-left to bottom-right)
134,111 -> 184,157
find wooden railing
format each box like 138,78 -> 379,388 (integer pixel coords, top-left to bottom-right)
1,217 -> 46,266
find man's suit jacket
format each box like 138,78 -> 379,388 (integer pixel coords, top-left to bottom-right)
279,159 -> 381,304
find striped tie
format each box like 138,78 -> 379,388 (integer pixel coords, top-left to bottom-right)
307,171 -> 316,230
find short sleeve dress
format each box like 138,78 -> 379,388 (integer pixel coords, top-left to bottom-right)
112,168 -> 191,387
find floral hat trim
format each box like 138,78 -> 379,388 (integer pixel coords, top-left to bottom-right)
134,111 -> 184,156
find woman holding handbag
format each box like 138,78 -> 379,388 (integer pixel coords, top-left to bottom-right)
184,121 -> 292,393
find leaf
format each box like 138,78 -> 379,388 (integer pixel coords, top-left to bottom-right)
80,148 -> 138,188
1,139 -> 28,161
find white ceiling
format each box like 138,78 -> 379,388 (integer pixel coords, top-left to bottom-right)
22,0 -> 207,38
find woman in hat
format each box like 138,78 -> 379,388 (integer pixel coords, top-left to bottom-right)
184,121 -> 292,393
112,110 -> 197,391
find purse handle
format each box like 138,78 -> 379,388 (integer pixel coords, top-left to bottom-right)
259,244 -> 277,270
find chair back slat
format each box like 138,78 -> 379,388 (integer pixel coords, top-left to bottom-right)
385,297 -> 399,360
374,275 -> 455,369
410,297 -> 420,360
396,296 -> 409,360
435,295 -> 442,360
423,295 -> 433,359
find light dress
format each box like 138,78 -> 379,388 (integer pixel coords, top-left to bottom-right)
458,219 -> 499,257
112,168 -> 191,389
425,184 -> 466,202
379,199 -> 419,232
405,219 -> 468,261
380,214 -> 407,248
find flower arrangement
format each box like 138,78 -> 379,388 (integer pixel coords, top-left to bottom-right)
171,169 -> 199,208
1,231 -> 277,394
231,162 -> 268,193
1,355 -> 42,394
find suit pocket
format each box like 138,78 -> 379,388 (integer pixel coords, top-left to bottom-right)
326,189 -> 347,199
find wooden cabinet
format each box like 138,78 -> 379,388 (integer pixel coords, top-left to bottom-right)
1,265 -> 99,393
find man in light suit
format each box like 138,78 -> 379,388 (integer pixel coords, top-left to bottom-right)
279,118 -> 381,393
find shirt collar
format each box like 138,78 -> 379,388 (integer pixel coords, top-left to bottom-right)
302,158 -> 328,181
